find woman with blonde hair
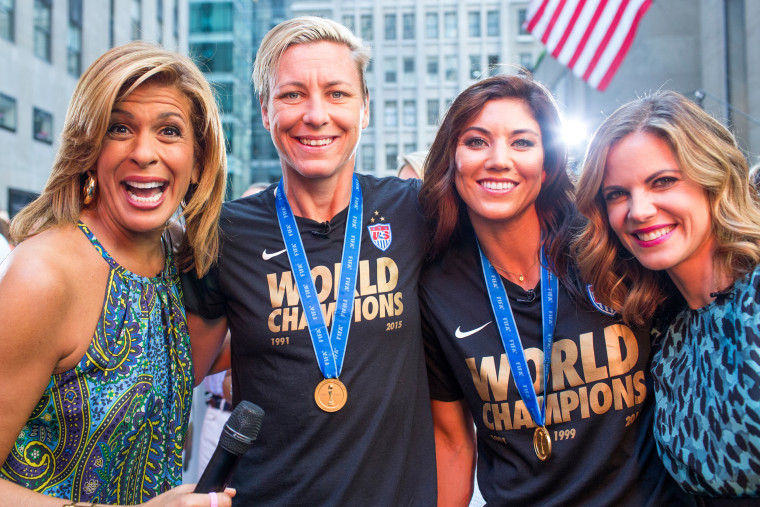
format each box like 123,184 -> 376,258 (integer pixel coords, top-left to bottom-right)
576,90 -> 760,501
0,42 -> 231,506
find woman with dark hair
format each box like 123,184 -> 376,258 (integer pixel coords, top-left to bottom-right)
419,75 -> 688,505
576,91 -> 760,502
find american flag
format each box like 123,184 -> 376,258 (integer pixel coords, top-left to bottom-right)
525,0 -> 653,91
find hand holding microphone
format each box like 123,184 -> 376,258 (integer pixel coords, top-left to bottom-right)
195,400 -> 265,494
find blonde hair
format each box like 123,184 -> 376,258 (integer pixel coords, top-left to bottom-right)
575,91 -> 760,326
396,151 -> 428,180
252,16 -> 371,105
10,41 -> 226,276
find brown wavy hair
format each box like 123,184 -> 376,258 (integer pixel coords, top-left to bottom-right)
419,74 -> 577,286
575,91 -> 760,326
10,41 -> 226,276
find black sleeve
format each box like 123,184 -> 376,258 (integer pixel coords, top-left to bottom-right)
421,293 -> 465,402
180,264 -> 227,320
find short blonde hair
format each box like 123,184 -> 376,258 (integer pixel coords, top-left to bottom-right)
396,151 -> 428,180
11,41 -> 226,276
575,91 -> 760,325
252,16 -> 371,105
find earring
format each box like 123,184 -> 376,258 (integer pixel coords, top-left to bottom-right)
82,174 -> 97,206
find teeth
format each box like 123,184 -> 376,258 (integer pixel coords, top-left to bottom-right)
636,225 -> 674,241
299,138 -> 332,146
127,181 -> 164,189
481,181 -> 515,191
127,189 -> 164,203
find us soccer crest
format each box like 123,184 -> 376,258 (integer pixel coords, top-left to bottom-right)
367,223 -> 392,251
586,284 -> 616,316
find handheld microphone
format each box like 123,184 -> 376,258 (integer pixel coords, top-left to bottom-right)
194,400 -> 265,493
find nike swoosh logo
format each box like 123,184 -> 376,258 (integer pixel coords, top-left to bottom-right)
262,248 -> 287,261
455,322 -> 492,339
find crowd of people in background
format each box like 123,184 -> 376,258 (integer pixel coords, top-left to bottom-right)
0,14 -> 758,507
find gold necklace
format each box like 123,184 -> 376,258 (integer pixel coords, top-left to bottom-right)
491,257 -> 540,282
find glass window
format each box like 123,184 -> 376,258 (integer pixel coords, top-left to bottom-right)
384,100 -> 398,127
33,107 -> 53,144
361,144 -> 374,173
426,56 -> 439,84
488,54 -> 500,75
67,0 -> 83,77
518,8 -> 529,35
426,99 -> 439,126
0,93 -> 17,131
109,0 -> 114,47
222,122 -> 233,153
156,0 -> 163,44
0,0 -> 14,42
402,13 -> 414,39
191,42 -> 234,73
360,14 -> 372,41
384,13 -> 396,40
425,12 -> 438,39
131,0 -> 142,40
368,99 -> 374,128
342,15 -> 355,34
487,10 -> 499,37
520,52 -> 533,71
469,55 -> 481,80
403,143 -> 417,155
468,11 -> 480,37
444,11 -> 457,38
403,100 -> 416,127
214,81 -> 234,114
173,0 -> 178,40
445,55 -> 457,82
190,2 -> 233,33
384,57 -> 397,83
403,56 -> 414,77
386,143 -> 398,172
33,0 -> 52,62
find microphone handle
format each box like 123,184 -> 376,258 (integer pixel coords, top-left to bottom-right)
194,445 -> 244,493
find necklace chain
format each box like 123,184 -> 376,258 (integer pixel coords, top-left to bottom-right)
491,257 -> 540,283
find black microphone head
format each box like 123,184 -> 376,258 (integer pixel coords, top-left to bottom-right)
220,400 -> 265,455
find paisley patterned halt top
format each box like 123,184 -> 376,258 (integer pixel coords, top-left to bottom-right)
652,265 -> 760,498
1,222 -> 193,504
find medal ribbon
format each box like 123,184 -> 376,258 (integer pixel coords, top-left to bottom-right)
478,242 -> 558,429
275,176 -> 363,379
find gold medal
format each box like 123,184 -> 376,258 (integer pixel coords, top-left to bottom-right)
533,426 -> 551,461
314,378 -> 347,412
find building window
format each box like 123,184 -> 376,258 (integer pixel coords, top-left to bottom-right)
361,144 -> 374,173
427,99 -> 439,126
360,14 -> 372,41
426,56 -> 439,83
384,13 -> 396,40
384,57 -> 397,83
386,143 -> 398,172
520,52 -> 533,71
0,0 -> 14,42
191,42 -> 234,73
156,0 -> 164,44
190,2 -> 233,33
131,0 -> 142,40
214,81 -> 234,113
109,0 -> 115,47
67,0 -> 83,76
518,8 -> 529,35
487,10 -> 499,37
444,11 -> 457,39
403,56 -> 415,77
33,0 -> 52,62
469,55 -> 481,80
425,12 -> 438,39
33,107 -> 53,144
403,142 -> 417,155
368,99 -> 374,128
402,13 -> 414,39
173,0 -> 178,40
384,101 -> 398,127
445,55 -> 457,82
468,11 -> 480,37
0,93 -> 17,131
342,14 -> 355,33
403,100 -> 416,127
488,54 -> 500,75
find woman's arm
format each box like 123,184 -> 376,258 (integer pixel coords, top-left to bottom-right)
187,313 -> 230,384
431,399 -> 477,507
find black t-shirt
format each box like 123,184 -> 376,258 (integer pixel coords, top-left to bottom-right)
183,174 -> 436,506
421,230 -> 694,507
